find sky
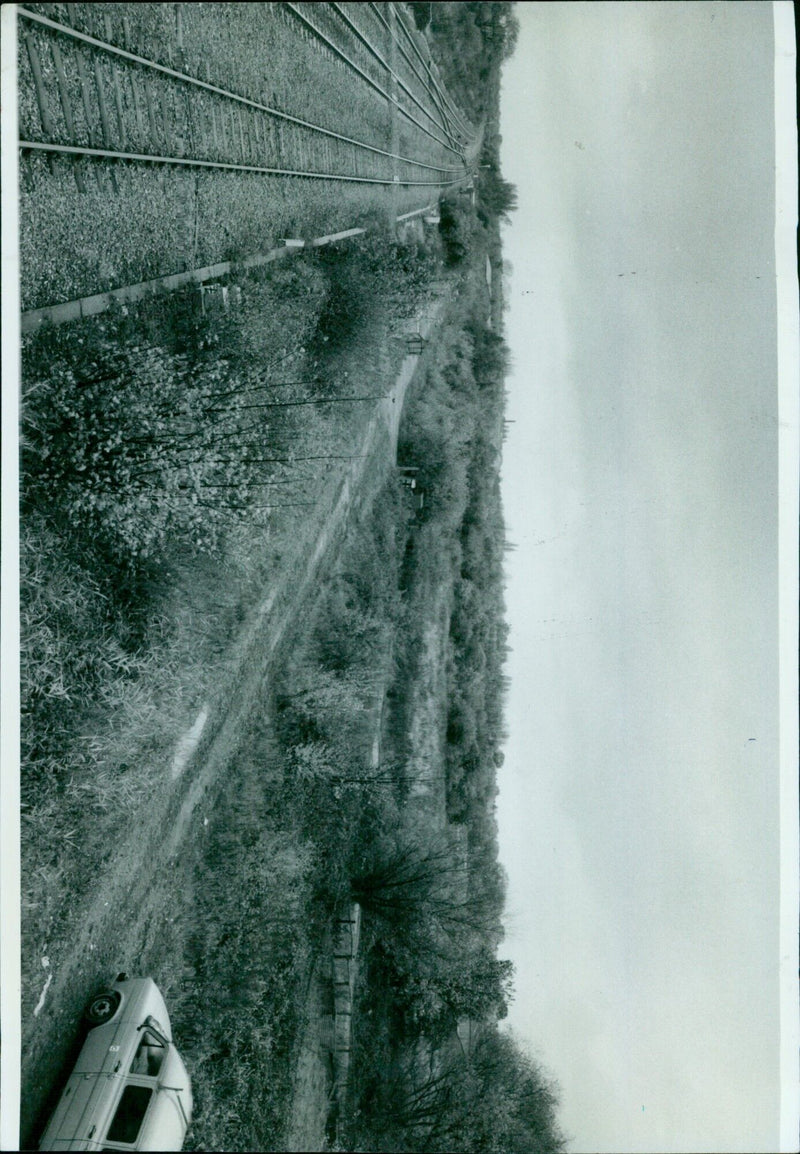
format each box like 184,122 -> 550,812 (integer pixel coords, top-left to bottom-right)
495,4 -> 795,1152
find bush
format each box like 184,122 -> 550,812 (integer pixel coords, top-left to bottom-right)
438,195 -> 474,265
408,1 -> 431,31
477,166 -> 518,223
312,232 -> 437,355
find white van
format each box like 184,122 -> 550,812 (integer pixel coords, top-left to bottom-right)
38,976 -> 192,1151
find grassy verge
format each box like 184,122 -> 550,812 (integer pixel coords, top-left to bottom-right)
271,475 -> 411,906
149,472 -> 413,1151
19,150 -> 437,311
22,233 -> 522,1147
163,718 -> 320,1154
19,223 -> 442,1022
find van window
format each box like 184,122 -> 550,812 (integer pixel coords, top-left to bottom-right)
106,1084 -> 153,1144
130,1030 -> 167,1077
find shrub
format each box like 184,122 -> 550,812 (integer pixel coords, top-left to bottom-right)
477,166 -> 518,223
408,1 -> 431,31
438,195 -> 474,265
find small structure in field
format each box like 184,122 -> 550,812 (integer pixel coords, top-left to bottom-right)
405,332 -> 427,355
398,466 -> 425,516
320,903 -> 362,1144
399,465 -> 418,491
200,283 -> 241,316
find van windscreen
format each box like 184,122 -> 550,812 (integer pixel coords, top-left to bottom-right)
130,1030 -> 167,1076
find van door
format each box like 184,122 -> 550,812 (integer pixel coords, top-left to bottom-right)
97,1077 -> 186,1152
38,1066 -> 122,1150
47,1024 -> 162,1146
96,1033 -> 175,1152
97,1079 -> 156,1149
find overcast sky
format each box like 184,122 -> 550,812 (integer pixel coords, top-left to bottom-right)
496,4 -> 790,1151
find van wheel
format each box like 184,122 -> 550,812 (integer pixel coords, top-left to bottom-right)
85,991 -> 121,1025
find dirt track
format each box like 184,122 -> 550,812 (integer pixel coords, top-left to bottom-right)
20,290 -> 450,1150
283,953 -> 334,1153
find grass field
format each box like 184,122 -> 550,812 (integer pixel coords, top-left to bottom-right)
19,215 -> 452,1137
19,181 -> 515,1142
19,236 -> 478,1149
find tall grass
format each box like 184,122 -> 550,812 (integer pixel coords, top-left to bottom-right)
156,716 -> 319,1153
19,231 -> 436,799
19,229 -> 445,1109
272,477 -> 410,908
